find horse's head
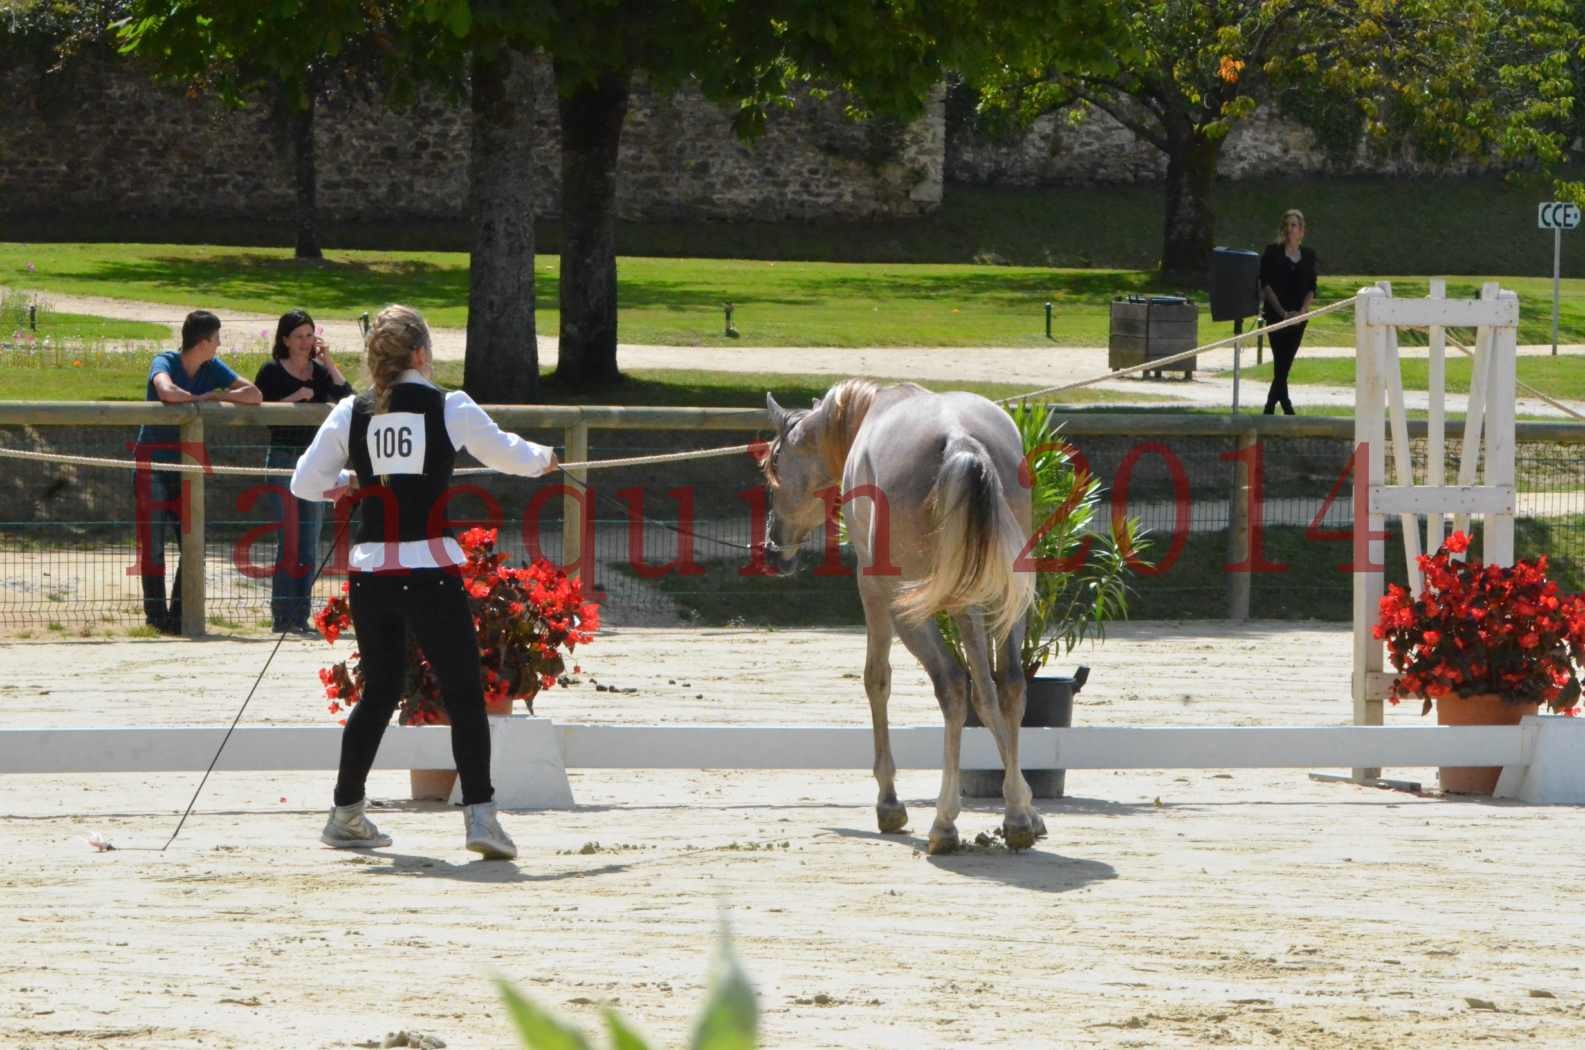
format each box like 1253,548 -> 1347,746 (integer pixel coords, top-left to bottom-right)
760,392 -> 829,575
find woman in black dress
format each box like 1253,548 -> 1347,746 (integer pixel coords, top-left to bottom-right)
1259,209 -> 1318,415
254,310 -> 354,633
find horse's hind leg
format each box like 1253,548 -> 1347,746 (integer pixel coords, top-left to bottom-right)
996,626 -> 1044,839
859,586 -> 907,834
893,616 -> 969,855
955,611 -> 1038,850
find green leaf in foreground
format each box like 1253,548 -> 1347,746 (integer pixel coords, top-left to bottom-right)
496,978 -> 592,1050
602,1010 -> 649,1050
689,939 -> 758,1050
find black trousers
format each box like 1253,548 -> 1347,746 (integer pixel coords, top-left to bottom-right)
335,569 -> 494,806
1264,320 -> 1306,414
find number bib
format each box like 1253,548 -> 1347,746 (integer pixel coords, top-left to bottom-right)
367,412 -> 425,475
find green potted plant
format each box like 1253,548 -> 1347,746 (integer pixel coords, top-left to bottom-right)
1374,530 -> 1583,795
943,399 -> 1147,798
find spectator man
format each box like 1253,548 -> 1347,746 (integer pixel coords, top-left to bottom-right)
133,310 -> 262,634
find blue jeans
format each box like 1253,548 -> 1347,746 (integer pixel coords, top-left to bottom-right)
265,446 -> 327,630
132,466 -> 184,629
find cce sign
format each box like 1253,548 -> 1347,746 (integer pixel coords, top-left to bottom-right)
1540,201 -> 1579,355
1538,201 -> 1581,230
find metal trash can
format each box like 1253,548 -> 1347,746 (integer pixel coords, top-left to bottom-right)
1209,246 -> 1261,322
1108,295 -> 1198,379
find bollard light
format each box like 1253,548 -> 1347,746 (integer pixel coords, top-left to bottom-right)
28,304 -> 37,331
1044,301 -> 1053,340
723,301 -> 738,338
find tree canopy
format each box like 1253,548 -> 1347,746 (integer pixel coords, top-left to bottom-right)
971,0 -> 1580,276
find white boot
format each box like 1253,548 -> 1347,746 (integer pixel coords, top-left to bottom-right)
320,799 -> 392,849
463,802 -> 517,860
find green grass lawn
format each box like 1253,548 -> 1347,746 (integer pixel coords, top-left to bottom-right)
1,291 -> 170,343
8,242 -> 1585,349
0,347 -> 1171,407
1245,354 -> 1585,400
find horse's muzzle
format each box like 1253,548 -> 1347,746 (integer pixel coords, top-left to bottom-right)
763,541 -> 800,576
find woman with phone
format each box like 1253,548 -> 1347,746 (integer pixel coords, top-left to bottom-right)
254,309 -> 355,634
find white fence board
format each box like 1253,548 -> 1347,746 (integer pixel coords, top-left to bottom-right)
0,723 -> 1525,774
1370,485 -> 1515,516
1362,295 -> 1519,328
0,725 -> 455,773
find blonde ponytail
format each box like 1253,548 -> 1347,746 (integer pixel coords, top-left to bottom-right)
364,304 -> 431,413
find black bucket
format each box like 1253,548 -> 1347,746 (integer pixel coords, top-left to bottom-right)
961,667 -> 1087,799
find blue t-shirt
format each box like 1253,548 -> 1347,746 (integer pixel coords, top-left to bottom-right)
134,349 -> 240,457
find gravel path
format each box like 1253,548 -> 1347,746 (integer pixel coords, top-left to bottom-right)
15,288 -> 1585,418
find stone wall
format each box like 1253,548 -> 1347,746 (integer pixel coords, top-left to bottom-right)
944,100 -> 1475,186
0,57 -> 944,225
1,44 -> 1496,229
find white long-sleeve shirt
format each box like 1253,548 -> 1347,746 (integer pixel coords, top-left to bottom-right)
290,371 -> 557,571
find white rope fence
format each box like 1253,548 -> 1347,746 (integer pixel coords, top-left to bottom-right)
994,296 -> 1360,404
0,441 -> 759,477
1443,331 -> 1585,424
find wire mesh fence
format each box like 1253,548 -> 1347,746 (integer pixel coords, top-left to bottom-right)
2,410 -> 1583,634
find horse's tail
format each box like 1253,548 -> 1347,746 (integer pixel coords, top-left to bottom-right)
893,431 -> 1033,641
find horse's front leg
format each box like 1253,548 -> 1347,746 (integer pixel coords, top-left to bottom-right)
859,585 -> 906,834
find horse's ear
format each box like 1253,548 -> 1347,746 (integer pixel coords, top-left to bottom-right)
766,392 -> 790,433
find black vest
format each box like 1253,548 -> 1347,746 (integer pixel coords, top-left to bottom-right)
347,383 -> 456,546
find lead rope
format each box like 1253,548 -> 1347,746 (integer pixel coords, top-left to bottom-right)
105,514 -> 353,851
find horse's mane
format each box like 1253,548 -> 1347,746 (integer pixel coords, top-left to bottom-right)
763,379 -> 924,486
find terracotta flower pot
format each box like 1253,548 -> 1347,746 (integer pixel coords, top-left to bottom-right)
408,695 -> 523,801
1435,692 -> 1539,796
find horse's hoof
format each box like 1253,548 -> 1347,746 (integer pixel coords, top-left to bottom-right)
1002,818 -> 1038,851
927,826 -> 960,855
1032,812 -> 1048,839
876,801 -> 908,834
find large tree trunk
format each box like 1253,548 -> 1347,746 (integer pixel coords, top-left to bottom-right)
290,90 -> 322,260
1160,128 -> 1220,280
552,68 -> 630,390
464,45 -> 539,404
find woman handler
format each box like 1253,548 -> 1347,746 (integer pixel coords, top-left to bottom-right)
291,305 -> 559,859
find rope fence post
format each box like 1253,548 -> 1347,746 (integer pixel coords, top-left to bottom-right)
179,413 -> 206,638
562,419 -> 589,576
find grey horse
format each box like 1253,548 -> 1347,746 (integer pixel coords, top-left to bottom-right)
761,380 -> 1043,853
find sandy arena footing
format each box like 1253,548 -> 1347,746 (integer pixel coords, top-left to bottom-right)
3,622 -> 1584,1048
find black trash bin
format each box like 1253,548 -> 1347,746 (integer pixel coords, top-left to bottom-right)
1208,246 -> 1261,322
962,666 -> 1087,799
